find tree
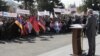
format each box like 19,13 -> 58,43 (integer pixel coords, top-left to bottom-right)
15,0 -> 65,14
78,0 -> 100,12
37,0 -> 50,11
0,0 -> 9,11
37,0 -> 65,12
14,0 -> 35,15
83,0 -> 100,10
49,0 -> 64,8
77,4 -> 87,12
14,0 -> 35,9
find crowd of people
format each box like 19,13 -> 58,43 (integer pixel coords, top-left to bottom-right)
0,13 -> 92,40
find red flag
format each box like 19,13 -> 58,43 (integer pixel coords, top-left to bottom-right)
15,16 -> 23,30
14,15 -> 29,36
38,17 -> 46,32
29,16 -> 40,33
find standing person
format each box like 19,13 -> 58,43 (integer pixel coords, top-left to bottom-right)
74,15 -> 81,24
0,19 -> 3,39
86,9 -> 97,56
82,15 -> 87,37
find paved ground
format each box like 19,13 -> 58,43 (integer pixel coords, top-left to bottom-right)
0,33 -> 72,56
38,35 -> 100,56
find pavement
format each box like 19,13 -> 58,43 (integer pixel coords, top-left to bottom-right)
0,34 -> 72,56
38,35 -> 100,56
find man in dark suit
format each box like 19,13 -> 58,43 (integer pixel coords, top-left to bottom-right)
86,9 -> 97,56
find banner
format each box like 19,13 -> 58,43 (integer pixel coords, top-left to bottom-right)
54,8 -> 62,12
8,13 -> 17,17
44,10 -> 50,15
61,9 -> 65,13
93,11 -> 99,15
54,8 -> 71,14
3,12 -> 9,17
38,11 -> 44,16
16,9 -> 30,15
38,11 -> 50,16
61,9 -> 71,14
2,12 -> 17,17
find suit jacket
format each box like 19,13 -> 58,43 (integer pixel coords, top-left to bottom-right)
86,15 -> 97,38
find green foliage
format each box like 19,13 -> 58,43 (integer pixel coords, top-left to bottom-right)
84,0 -> 100,10
77,5 -> 87,12
78,0 -> 100,12
0,0 -> 9,11
37,0 -> 65,12
14,0 -> 65,14
14,0 -> 35,15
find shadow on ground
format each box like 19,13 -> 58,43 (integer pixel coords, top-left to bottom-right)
0,32 -> 70,44
0,34 -> 54,44
0,36 -> 36,44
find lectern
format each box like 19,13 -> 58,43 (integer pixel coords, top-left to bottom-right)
70,24 -> 83,56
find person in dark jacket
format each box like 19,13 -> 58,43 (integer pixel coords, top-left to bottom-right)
82,15 -> 87,37
74,15 -> 81,24
86,9 -> 97,56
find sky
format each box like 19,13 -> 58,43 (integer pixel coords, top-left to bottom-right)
61,0 -> 83,8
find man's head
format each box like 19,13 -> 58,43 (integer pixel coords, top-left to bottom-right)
87,9 -> 93,15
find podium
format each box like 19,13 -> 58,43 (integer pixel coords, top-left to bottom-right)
70,24 -> 84,56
